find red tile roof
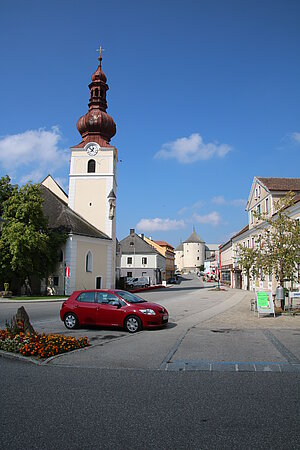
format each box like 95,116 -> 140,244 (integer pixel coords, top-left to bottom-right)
258,177 -> 300,192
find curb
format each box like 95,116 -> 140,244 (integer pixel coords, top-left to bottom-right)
0,298 -> 66,303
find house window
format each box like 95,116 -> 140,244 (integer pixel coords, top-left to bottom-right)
86,251 -> 93,272
96,277 -> 102,289
88,159 -> 96,173
197,257 -> 199,260
142,257 -> 147,265
53,276 -> 59,286
127,272 -> 132,277
257,204 -> 261,215
252,237 -> 255,248
247,240 -> 250,248
127,257 -> 132,264
265,198 -> 269,213
255,188 -> 258,198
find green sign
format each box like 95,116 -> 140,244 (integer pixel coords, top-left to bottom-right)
257,291 -> 270,308
256,291 -> 275,317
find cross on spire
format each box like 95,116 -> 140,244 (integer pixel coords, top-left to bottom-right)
96,45 -> 105,59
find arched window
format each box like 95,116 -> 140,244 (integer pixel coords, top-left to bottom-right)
95,88 -> 99,97
87,159 -> 96,173
86,251 -> 93,272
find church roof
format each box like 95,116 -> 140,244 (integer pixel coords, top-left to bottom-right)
40,185 -> 111,240
184,229 -> 205,244
120,232 -> 161,255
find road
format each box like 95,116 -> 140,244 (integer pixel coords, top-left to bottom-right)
1,276 -> 300,449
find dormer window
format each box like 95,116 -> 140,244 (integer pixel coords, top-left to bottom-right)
88,159 -> 96,173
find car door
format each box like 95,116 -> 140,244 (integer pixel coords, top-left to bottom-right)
74,291 -> 97,325
96,292 -> 125,326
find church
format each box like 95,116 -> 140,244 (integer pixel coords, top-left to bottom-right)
40,52 -> 117,295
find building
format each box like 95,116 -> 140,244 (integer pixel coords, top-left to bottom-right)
119,230 -> 165,285
175,228 -> 219,273
220,177 -> 300,292
144,238 -> 175,280
41,52 -> 117,294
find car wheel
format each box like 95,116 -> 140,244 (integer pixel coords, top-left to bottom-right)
64,313 -> 78,330
124,315 -> 142,333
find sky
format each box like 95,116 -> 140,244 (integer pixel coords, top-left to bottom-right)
0,0 -> 299,248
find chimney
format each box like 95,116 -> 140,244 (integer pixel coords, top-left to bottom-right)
141,234 -> 144,240
130,228 -> 135,236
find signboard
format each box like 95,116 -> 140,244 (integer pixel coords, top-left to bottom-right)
256,291 -> 275,318
288,292 -> 300,309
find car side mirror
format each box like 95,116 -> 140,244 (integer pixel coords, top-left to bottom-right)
111,301 -> 121,308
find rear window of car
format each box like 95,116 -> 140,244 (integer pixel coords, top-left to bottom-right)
116,291 -> 146,304
76,292 -> 96,303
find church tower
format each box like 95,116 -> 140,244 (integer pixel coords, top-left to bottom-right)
68,51 -> 117,286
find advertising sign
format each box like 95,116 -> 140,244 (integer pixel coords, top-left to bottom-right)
256,291 -> 275,318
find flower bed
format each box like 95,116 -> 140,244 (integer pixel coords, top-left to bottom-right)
0,329 -> 89,359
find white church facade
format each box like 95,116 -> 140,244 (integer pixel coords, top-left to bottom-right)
41,53 -> 117,295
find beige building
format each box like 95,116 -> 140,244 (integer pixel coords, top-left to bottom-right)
144,238 -> 175,280
220,177 -> 300,292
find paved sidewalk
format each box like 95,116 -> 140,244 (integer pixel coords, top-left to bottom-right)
165,290 -> 300,373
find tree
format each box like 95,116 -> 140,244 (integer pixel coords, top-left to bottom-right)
255,192 -> 300,307
236,245 -> 258,291
0,181 -> 67,293
0,175 -> 16,216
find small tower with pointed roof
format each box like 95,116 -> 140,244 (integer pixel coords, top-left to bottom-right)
175,228 -> 206,273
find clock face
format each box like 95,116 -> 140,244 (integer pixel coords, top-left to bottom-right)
85,143 -> 99,156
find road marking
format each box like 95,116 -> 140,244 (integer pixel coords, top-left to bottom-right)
166,359 -> 300,373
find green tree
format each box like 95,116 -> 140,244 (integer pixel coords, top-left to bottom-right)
255,192 -> 300,306
0,175 -> 16,216
236,244 -> 258,291
0,181 -> 67,292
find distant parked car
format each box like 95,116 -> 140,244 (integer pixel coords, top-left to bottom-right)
167,277 -> 177,284
126,277 -> 150,288
60,289 -> 169,333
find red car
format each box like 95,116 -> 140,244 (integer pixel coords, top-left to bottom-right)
60,289 -> 169,333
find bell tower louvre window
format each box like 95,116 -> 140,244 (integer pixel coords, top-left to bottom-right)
88,159 -> 96,173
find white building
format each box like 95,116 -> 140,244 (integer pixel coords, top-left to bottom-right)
175,228 -> 219,273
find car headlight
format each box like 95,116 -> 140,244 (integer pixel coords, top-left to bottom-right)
140,309 -> 156,315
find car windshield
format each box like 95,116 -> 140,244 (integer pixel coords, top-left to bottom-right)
116,291 -> 147,304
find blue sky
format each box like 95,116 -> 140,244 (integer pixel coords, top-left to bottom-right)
1,0 -> 299,247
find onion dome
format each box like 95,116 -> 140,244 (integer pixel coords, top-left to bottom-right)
74,54 -> 116,148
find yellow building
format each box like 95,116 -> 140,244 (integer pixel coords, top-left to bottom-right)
144,237 -> 175,280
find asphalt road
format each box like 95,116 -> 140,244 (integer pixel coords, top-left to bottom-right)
1,277 -> 300,449
1,358 -> 299,450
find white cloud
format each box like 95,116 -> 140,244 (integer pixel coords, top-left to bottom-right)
0,127 -> 69,183
193,211 -> 221,226
154,133 -> 232,164
291,132 -> 300,144
212,196 -> 246,208
230,198 -> 246,207
136,218 -> 185,232
212,195 -> 226,205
